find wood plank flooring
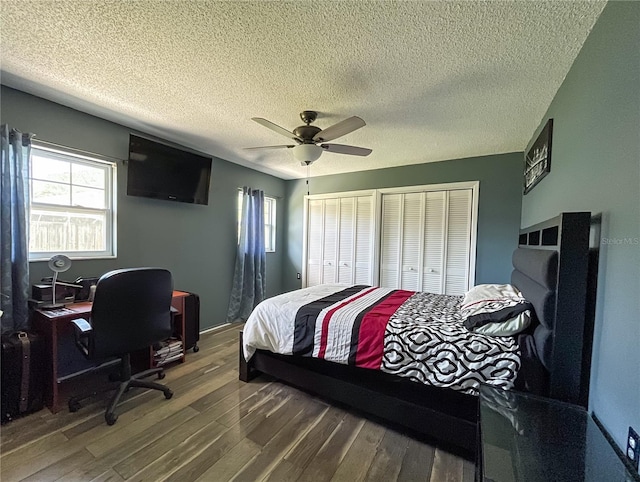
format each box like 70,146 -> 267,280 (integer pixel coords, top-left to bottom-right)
0,323 -> 475,482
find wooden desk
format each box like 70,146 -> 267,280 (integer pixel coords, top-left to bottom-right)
32,290 -> 189,413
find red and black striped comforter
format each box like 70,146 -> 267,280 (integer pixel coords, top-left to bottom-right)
243,284 -> 520,394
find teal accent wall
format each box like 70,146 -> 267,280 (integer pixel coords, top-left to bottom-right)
521,2 -> 639,451
1,86 -> 286,330
283,152 -> 523,293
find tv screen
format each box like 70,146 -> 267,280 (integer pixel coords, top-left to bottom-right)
127,135 -> 212,205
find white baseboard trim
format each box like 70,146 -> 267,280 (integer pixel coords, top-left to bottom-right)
200,323 -> 231,335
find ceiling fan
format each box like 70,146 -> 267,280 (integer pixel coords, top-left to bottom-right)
245,110 -> 372,165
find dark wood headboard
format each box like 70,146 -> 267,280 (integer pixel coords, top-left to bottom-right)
515,212 -> 598,407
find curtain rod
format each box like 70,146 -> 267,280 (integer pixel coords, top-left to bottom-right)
32,139 -> 123,164
237,186 -> 283,199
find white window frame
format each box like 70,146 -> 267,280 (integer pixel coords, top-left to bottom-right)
28,143 -> 117,261
237,190 -> 277,253
264,196 -> 276,253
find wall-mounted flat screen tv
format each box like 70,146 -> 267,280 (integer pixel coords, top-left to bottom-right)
127,134 -> 212,205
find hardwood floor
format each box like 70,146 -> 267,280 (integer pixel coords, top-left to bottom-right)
0,324 -> 475,482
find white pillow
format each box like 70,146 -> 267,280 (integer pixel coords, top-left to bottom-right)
461,284 -> 532,336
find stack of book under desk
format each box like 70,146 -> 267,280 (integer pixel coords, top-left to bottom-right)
153,338 -> 184,366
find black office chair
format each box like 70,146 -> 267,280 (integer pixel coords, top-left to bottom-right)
70,267 -> 174,425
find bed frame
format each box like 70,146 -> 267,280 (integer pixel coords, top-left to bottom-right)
239,212 -> 599,458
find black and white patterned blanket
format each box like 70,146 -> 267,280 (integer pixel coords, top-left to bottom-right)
383,291 -> 520,394
243,285 -> 521,395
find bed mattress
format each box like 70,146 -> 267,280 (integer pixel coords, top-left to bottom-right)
243,284 -> 520,394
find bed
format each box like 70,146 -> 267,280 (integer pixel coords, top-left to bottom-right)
239,212 -> 599,457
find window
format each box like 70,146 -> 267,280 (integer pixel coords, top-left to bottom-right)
264,196 -> 276,252
28,144 -> 116,260
237,190 -> 276,252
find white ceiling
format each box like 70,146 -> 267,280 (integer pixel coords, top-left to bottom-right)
0,1 -> 606,180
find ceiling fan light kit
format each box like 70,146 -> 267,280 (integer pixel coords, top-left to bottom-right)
293,144 -> 323,165
246,110 -> 372,165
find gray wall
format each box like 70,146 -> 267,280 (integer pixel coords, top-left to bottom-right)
283,152 -> 523,293
521,2 -> 639,451
1,86 -> 286,330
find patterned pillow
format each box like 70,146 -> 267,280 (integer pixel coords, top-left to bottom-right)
461,284 -> 532,336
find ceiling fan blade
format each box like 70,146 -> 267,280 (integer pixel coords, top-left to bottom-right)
321,144 -> 372,156
252,118 -> 302,141
244,145 -> 295,150
313,116 -> 366,142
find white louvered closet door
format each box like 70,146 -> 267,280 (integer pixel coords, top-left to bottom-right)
400,193 -> 422,290
444,189 -> 472,295
380,188 -> 473,295
305,194 -> 374,288
354,196 -> 373,284
337,197 -> 355,284
306,199 -> 324,287
422,191 -> 446,294
322,199 -> 338,284
379,194 -> 402,288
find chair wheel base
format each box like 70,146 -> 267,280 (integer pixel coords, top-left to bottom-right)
164,389 -> 173,399
158,371 -> 166,380
68,400 -> 81,413
105,413 -> 118,425
193,344 -> 199,353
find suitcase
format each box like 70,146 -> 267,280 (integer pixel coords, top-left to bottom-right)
183,293 -> 200,352
1,331 -> 46,423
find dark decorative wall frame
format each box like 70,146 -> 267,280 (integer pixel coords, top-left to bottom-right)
524,118 -> 553,194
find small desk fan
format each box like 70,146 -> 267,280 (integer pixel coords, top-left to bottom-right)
42,254 -> 72,310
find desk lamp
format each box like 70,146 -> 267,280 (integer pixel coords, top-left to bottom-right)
42,254 -> 72,310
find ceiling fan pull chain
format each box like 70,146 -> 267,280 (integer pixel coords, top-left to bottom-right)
306,162 -> 310,196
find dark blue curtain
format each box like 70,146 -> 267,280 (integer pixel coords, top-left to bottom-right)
1,125 -> 33,333
227,187 -> 266,322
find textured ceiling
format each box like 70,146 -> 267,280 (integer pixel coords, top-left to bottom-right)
0,1 -> 606,180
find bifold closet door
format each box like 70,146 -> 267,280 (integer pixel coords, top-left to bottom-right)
444,189 -> 472,295
379,194 -> 402,288
353,196 -> 373,284
422,191 -> 446,294
337,198 -> 354,284
322,199 -> 338,284
305,195 -> 373,287
379,189 -> 473,295
379,192 -> 426,291
306,199 -> 324,287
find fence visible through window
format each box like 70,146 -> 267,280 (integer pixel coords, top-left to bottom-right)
28,144 -> 116,260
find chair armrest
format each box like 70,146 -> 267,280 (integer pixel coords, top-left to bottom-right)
72,318 -> 93,334
71,318 -> 92,357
